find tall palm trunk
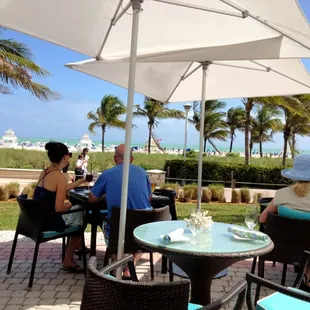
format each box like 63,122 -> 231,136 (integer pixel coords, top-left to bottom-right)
203,138 -> 207,153
229,132 -> 234,153
244,107 -> 251,165
282,129 -> 290,166
101,125 -> 106,152
259,138 -> 263,158
209,139 -> 221,154
147,123 -> 152,154
291,133 -> 296,160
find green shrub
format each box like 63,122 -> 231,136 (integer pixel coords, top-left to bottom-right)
4,182 -> 20,198
184,184 -> 198,200
209,184 -> 225,202
0,186 -> 8,201
178,188 -> 193,203
253,192 -> 263,204
186,150 -> 196,158
231,189 -> 241,203
240,188 -> 251,203
160,182 -> 180,197
22,185 -> 34,198
226,152 -> 240,157
201,188 -> 212,203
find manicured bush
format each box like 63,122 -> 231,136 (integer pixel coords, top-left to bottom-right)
253,192 -> 263,204
22,185 -> 34,198
160,182 -> 180,198
0,186 -> 8,201
4,182 -> 20,198
184,184 -> 198,200
178,188 -> 193,203
231,189 -> 241,203
240,188 -> 251,203
209,184 -> 225,202
226,152 -> 240,157
201,188 -> 212,203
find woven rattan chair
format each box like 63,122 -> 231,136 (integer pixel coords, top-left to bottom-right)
255,213 -> 310,302
247,251 -> 310,310
103,205 -> 171,280
7,195 -> 87,288
81,255 -> 247,310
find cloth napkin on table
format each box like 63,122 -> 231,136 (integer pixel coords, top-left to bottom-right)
161,228 -> 189,243
228,226 -> 268,241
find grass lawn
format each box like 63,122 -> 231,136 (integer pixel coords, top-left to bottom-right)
0,201 -> 247,230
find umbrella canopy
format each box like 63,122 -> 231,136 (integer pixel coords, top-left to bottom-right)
66,57 -> 310,102
1,0 -> 310,59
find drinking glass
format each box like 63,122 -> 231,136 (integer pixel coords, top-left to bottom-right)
86,173 -> 93,191
244,205 -> 258,230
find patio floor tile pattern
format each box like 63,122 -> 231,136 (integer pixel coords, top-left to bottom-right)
0,233 -> 296,310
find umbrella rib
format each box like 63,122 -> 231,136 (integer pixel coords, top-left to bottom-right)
152,0 -> 245,18
96,0 -> 126,59
220,0 -> 310,51
212,62 -> 268,72
251,60 -> 310,89
165,62 -> 197,102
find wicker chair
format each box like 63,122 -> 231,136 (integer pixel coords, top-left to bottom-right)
7,195 -> 87,288
247,251 -> 310,310
103,205 -> 171,280
81,255 -> 247,310
255,213 -> 310,302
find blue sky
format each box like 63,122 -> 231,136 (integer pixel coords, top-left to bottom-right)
0,0 -> 310,150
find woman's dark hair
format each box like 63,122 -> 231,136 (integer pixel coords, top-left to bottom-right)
45,142 -> 69,163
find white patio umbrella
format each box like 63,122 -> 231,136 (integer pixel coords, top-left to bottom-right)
2,0 -> 310,273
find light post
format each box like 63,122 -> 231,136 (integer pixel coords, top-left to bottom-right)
183,103 -> 192,160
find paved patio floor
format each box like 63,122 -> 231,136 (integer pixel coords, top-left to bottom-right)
0,232 -> 296,310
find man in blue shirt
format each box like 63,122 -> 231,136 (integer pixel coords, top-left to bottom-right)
89,144 -> 152,277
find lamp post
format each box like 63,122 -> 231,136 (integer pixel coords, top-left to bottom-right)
183,103 -> 192,160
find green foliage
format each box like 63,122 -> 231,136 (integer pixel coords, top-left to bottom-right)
226,152 -> 240,157
231,189 -> 241,203
253,192 -> 263,204
240,188 -> 251,203
178,188 -> 193,203
0,186 -> 8,201
183,183 -> 197,200
4,182 -> 20,198
22,185 -> 34,198
208,184 -> 225,202
160,183 -> 180,197
186,149 -> 196,158
201,188 -> 212,203
164,159 -> 292,187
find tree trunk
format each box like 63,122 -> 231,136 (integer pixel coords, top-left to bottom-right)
203,138 -> 207,153
259,138 -> 263,158
209,139 -> 222,154
148,124 -> 152,154
291,133 -> 296,160
244,105 -> 252,165
249,139 -> 253,157
101,125 -> 106,152
229,133 -> 234,153
282,130 -> 290,166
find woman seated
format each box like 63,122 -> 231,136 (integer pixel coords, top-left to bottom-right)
260,154 -> 310,292
33,142 -> 87,273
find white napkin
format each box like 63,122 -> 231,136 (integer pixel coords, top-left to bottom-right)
161,228 -> 190,243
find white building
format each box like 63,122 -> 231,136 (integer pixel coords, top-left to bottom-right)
76,133 -> 93,152
1,129 -> 18,148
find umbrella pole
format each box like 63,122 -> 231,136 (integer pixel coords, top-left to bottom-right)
116,0 -> 142,279
197,63 -> 210,210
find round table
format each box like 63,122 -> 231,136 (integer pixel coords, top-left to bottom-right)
134,220 -> 274,306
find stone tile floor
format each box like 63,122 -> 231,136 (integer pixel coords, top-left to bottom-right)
0,232 -> 296,310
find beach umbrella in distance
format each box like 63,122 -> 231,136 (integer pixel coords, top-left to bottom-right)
2,0 -> 310,278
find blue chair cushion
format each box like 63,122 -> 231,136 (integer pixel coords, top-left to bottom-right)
278,206 -> 310,220
88,210 -> 108,215
42,225 -> 81,239
256,289 -> 310,310
188,303 -> 202,310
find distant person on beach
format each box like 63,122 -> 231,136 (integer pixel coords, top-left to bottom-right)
89,144 -> 152,279
33,142 -> 87,273
75,154 -> 85,181
81,148 -> 89,173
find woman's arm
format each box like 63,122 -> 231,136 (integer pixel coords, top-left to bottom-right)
55,174 -> 72,212
66,177 -> 87,191
259,199 -> 278,223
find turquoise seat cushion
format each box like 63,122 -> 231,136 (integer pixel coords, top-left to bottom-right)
257,289 -> 310,310
42,225 -> 81,239
188,303 -> 202,310
88,210 -> 108,215
278,206 -> 310,220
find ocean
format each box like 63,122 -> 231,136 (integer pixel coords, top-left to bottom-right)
16,137 -> 310,154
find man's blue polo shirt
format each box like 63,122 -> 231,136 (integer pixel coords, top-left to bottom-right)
90,163 -> 152,236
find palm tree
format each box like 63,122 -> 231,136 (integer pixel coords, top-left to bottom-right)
133,97 -> 185,154
226,107 -> 245,153
250,105 -> 282,158
87,95 -> 126,152
0,28 -> 59,100
190,100 -> 229,154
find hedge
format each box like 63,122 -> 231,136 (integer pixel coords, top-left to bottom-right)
164,160 -> 292,187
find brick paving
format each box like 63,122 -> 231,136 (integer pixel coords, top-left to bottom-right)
0,232 -> 296,310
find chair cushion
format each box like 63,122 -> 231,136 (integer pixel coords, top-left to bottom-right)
42,225 -> 81,239
278,206 -> 310,220
188,303 -> 202,310
256,289 -> 310,310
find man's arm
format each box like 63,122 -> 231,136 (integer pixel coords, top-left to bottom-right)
88,173 -> 106,203
89,192 -> 106,203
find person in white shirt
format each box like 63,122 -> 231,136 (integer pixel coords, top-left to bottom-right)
81,148 -> 89,173
75,155 -> 85,181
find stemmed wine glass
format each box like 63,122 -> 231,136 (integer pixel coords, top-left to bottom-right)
244,205 -> 258,230
86,173 -> 93,191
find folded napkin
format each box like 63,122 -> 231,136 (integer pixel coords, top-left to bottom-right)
228,226 -> 268,241
161,228 -> 189,243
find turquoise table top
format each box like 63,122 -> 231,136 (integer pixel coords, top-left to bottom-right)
134,220 -> 273,256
